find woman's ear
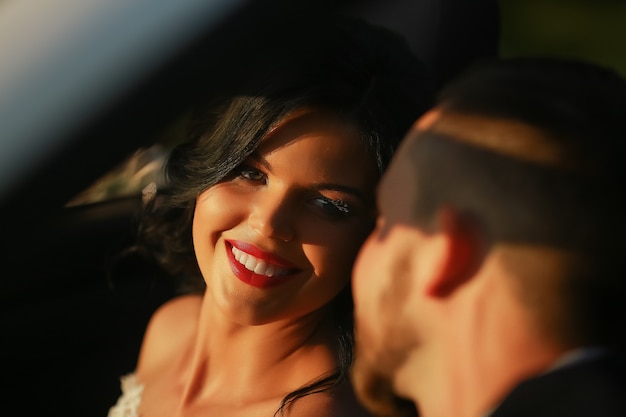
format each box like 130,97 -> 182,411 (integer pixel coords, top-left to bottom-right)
423,206 -> 485,298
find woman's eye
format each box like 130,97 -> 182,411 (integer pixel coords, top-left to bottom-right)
313,197 -> 352,218
237,166 -> 265,182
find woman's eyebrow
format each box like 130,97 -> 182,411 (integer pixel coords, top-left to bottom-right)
249,150 -> 370,202
248,151 -> 272,173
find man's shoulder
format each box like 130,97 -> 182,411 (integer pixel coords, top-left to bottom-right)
491,348 -> 626,417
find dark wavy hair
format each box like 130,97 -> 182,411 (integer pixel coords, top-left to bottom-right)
135,13 -> 432,416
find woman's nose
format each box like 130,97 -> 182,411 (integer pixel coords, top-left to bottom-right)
248,194 -> 295,242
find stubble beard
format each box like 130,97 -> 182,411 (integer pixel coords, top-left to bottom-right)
351,249 -> 420,416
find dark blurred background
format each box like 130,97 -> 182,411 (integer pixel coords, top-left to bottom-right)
499,0 -> 626,77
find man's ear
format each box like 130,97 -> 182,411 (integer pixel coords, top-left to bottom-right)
424,206 -> 485,298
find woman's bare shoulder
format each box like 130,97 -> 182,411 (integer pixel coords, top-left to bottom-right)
135,294 -> 202,378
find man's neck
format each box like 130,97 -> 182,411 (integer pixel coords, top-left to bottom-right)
397,310 -> 566,417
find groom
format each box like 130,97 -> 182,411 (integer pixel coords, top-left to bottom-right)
350,57 -> 626,417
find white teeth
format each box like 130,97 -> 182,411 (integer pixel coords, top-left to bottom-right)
231,246 -> 289,277
245,257 -> 257,271
253,262 -> 268,275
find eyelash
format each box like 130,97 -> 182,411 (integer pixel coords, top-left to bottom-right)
313,197 -> 352,218
236,165 -> 265,182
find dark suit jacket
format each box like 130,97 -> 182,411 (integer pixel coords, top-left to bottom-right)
491,349 -> 626,417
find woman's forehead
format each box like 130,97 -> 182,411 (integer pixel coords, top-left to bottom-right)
260,109 -> 361,152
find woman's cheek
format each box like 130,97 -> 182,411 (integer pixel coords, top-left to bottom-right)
195,187 -> 244,230
193,188 -> 240,261
310,223 -> 372,285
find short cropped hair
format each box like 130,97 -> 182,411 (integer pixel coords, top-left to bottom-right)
412,57 -> 626,346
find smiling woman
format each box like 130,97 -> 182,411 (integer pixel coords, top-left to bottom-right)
107,11 -> 431,417
193,110 -> 378,323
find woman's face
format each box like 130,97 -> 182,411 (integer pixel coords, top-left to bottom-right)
192,110 -> 379,325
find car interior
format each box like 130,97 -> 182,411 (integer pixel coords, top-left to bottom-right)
0,0 -> 499,414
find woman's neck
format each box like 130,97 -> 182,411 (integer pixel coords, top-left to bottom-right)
179,295 -> 340,407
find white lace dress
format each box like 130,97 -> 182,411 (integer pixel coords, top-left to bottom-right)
108,373 -> 144,417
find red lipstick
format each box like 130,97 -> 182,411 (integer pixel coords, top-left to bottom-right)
225,240 -> 300,288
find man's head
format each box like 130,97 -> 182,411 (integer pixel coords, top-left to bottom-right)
351,57 -> 626,417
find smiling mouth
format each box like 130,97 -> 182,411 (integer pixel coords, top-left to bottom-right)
230,246 -> 290,278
